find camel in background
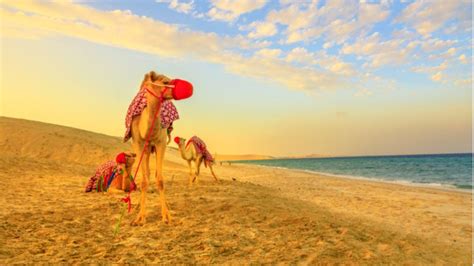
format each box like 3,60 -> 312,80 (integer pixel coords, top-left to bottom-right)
129,71 -> 174,225
174,136 -> 219,185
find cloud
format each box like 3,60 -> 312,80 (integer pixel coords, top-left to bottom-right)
267,1 -> 390,45
285,47 -> 315,65
207,0 -> 267,22
431,72 -> 443,82
395,1 -> 471,37
411,61 -> 449,83
419,38 -> 458,53
341,32 -> 414,68
244,21 -> 278,39
156,0 -> 194,14
454,78 -> 471,88
0,1 -> 350,92
286,47 -> 355,76
458,54 -> 468,64
426,45 -> 464,61
322,42 -> 333,49
412,61 -> 448,74
210,52 -> 346,92
254,48 -> 281,58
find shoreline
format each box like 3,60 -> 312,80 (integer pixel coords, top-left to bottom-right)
233,163 -> 472,194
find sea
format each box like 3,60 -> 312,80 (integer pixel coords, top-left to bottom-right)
236,153 -> 473,190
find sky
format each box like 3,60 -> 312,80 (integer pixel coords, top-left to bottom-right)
0,0 -> 472,157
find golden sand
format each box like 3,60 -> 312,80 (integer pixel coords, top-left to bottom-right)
0,117 -> 472,264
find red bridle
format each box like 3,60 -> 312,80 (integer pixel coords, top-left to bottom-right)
145,84 -> 171,103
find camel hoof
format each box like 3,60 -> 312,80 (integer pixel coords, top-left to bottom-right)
162,209 -> 172,224
162,214 -> 171,224
131,214 -> 146,226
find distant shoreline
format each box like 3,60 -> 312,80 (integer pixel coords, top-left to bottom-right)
239,163 -> 472,193
233,153 -> 473,193
227,152 -> 473,162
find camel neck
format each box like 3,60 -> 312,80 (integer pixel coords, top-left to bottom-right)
179,144 -> 193,160
145,96 -> 162,130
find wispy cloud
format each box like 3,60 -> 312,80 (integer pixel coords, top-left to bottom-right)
156,0 -> 194,14
266,1 -> 390,45
1,0 -> 470,93
240,21 -> 278,39
207,0 -> 267,22
395,0 -> 471,37
341,32 -> 413,68
0,1 -> 350,92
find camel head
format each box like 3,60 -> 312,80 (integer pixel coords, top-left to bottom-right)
141,70 -> 193,102
141,71 -> 174,100
116,151 -> 137,169
124,152 -> 137,168
174,136 -> 186,147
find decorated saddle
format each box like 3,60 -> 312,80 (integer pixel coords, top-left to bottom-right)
187,136 -> 214,167
123,89 -> 179,142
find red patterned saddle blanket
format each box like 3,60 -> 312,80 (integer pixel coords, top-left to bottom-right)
187,136 -> 214,167
123,89 -> 179,142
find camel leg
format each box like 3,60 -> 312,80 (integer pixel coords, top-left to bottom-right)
107,187 -> 123,194
193,157 -> 203,184
188,161 -> 195,186
121,172 -> 127,191
132,147 -> 150,225
209,164 -> 219,182
155,141 -> 171,223
131,141 -> 142,190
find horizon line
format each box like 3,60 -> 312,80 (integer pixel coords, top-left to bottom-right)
1,115 -> 471,159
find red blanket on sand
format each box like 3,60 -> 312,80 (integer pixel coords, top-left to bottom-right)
187,136 -> 214,167
123,89 -> 179,142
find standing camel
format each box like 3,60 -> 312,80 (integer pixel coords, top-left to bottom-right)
124,71 -> 190,225
174,136 -> 219,185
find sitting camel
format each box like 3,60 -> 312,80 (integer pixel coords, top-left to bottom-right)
124,71 -> 192,225
174,136 -> 219,185
84,152 -> 136,193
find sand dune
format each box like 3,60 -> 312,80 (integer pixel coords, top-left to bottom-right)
0,117 -> 185,167
0,117 -> 472,264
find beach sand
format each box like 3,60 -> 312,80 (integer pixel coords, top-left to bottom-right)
0,117 -> 472,264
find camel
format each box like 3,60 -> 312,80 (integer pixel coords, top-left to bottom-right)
174,136 -> 219,185
129,71 -> 175,225
107,152 -> 136,193
84,152 -> 136,193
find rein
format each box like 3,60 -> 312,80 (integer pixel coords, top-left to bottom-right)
121,85 -> 169,213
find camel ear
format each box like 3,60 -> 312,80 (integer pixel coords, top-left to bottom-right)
149,71 -> 158,81
140,73 -> 150,89
124,151 -> 136,157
